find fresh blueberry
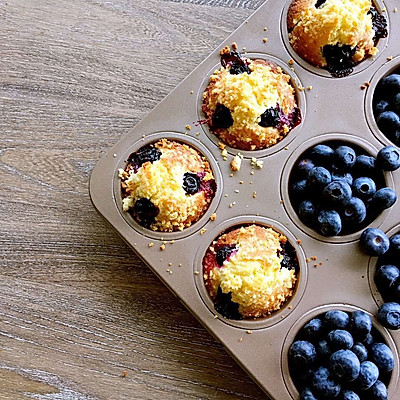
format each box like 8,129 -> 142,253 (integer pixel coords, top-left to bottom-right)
374,99 -> 390,116
292,179 -> 308,198
327,329 -> 354,350
311,366 -> 341,399
354,155 -> 376,176
182,172 -> 201,194
307,166 -> 332,190
325,310 -> 350,329
298,200 -> 316,225
212,104 -> 233,129
340,390 -> 360,400
391,283 -> 400,303
335,145 -> 357,169
360,228 -> 390,256
352,177 -> 376,200
393,92 -> 400,114
371,187 -> 397,211
317,210 -> 342,236
375,264 -> 400,290
300,387 -> 318,400
352,342 -> 368,362
355,360 -> 379,390
378,302 -> 400,330
259,105 -> 281,128
323,181 -> 352,205
350,311 -> 372,339
370,342 -> 395,372
332,171 -> 353,186
302,318 -> 323,340
342,197 -> 366,225
380,74 -> 400,96
289,340 -> 317,367
367,380 -> 388,400
389,233 -> 400,254
377,111 -> 400,136
310,144 -> 334,166
330,349 -> 360,381
377,145 -> 400,171
216,244 -> 238,266
297,159 -> 315,178
316,339 -> 331,359
133,198 -> 159,227
361,333 -> 374,347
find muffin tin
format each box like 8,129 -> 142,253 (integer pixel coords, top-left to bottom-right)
89,0 -> 400,398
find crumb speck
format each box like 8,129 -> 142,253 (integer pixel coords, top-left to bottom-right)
190,90 -> 194,94
246,330 -> 252,334
238,337 -> 243,342
232,42 -> 238,50
210,213 -> 217,221
296,239 -> 301,244
239,180 -> 244,184
148,242 -> 154,248
194,271 -> 199,275
306,257 -> 310,262
221,148 -> 228,157
288,59 -> 294,65
387,56 -> 393,61
263,27 -> 267,31
361,85 -> 366,90
229,203 -> 233,208
122,371 -> 127,378
263,38 -> 268,43
214,315 -> 218,319
185,124 -> 191,130
250,171 -> 255,175
252,191 -> 257,198
200,228 -> 207,235
307,85 -> 312,91
160,244 -> 166,251
230,153 -> 243,171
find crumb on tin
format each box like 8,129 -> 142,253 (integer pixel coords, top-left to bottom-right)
253,191 -> 257,198
230,153 -> 243,171
210,213 -> 217,221
160,244 -> 166,251
194,270 -> 199,275
122,371 -> 127,378
263,38 -> 268,43
148,242 -> 154,248
296,239 -> 301,244
387,56 -> 393,61
200,228 -> 207,235
185,124 -> 191,130
288,59 -> 294,65
246,330 -> 252,334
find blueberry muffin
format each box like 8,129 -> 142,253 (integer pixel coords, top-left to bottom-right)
203,225 -> 298,319
119,139 -> 216,232
287,0 -> 388,77
202,46 -> 301,150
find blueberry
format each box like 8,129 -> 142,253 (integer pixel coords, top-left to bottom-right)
374,99 -> 390,116
340,390 -> 360,400
393,92 -> 400,114
335,145 -> 357,169
362,333 -> 374,347
330,349 -> 360,381
342,197 -> 366,225
371,187 -> 397,211
332,171 -> 353,186
259,105 -> 281,128
133,198 -> 159,227
315,0 -> 326,8
323,44 -> 356,78
215,244 -> 238,266
352,177 -> 376,200
302,318 -> 323,340
367,380 -> 388,400
310,145 -> 334,166
298,200 -> 316,224
360,228 -> 390,256
307,166 -> 332,190
292,179 -> 308,198
212,104 -> 233,129
323,181 -> 352,205
213,288 -> 241,320
378,302 -> 400,330
311,366 -> 341,398
325,310 -> 350,329
327,329 -> 354,350
350,311 -> 372,340
300,387 -> 318,400
317,210 -> 342,236
380,74 -> 400,96
316,339 -> 331,359
354,155 -> 376,176
377,111 -> 400,136
182,172 -> 201,194
289,340 -> 317,367
355,360 -> 379,390
389,233 -> 400,254
129,144 -> 161,168
297,159 -> 315,178
391,283 -> 400,303
220,50 -> 251,75
375,264 -> 400,290
352,342 -> 368,362
377,145 -> 400,171
370,342 -> 395,372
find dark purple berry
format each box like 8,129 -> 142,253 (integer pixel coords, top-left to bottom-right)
214,287 -> 241,320
216,244 -> 238,266
342,197 -> 366,225
220,50 -> 251,75
315,0 -> 326,8
133,198 -> 159,227
360,228 -> 389,256
368,7 -> 388,41
377,146 -> 400,171
182,172 -> 200,195
378,302 -> 400,330
259,105 -> 281,128
374,99 -> 390,116
371,187 -> 397,210
212,104 -> 233,129
322,44 -> 356,78
129,145 -> 161,169
352,177 -> 376,200
335,145 -> 357,169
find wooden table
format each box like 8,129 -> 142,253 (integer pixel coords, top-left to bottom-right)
1,0 -> 269,398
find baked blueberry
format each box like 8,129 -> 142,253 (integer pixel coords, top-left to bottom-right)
128,144 -> 162,169
289,340 -> 317,367
323,181 -> 352,205
370,342 -> 395,372
212,104 -> 234,129
215,244 -> 238,266
298,200 -> 316,224
311,366 -> 341,399
355,360 -> 379,390
307,166 -> 332,190
133,198 -> 159,227
297,159 -> 315,177
380,74 -> 400,96
378,302 -> 400,330
377,146 -> 400,171
310,144 -> 334,166
325,310 -> 350,329
350,310 -> 372,339
323,44 -> 356,78
182,172 -> 201,194
340,390 -> 360,400
342,197 -> 366,225
302,318 -> 323,340
360,228 -> 390,256
376,111 -> 400,136
317,210 -> 342,236
330,349 -> 360,381
327,329 -> 354,350
352,177 -> 376,200
374,99 -> 390,116
375,264 -> 400,290
335,145 -> 357,169
371,187 -> 397,211
259,105 -> 281,128
352,342 -> 368,362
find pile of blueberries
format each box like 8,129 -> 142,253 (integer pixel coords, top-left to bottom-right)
374,73 -> 400,144
359,228 -> 400,331
289,143 -> 400,236
289,310 -> 394,399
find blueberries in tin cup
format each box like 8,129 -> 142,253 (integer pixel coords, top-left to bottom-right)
360,228 -> 389,256
302,318 -> 323,340
323,181 -> 352,205
310,144 -> 334,166
327,329 -> 353,350
376,111 -> 400,136
371,187 -> 397,211
340,390 -> 360,400
377,146 -> 400,171
297,159 -> 315,177
352,342 -> 368,362
325,310 -> 350,329
298,200 -> 316,224
374,99 -> 390,116
362,332 -> 374,347
329,350 -> 360,381
300,387 -> 318,400
393,93 -> 400,114
379,74 -> 400,95
317,210 -> 342,236
316,339 -> 331,359
335,146 -> 357,169
352,177 -> 376,200
307,166 -> 332,190
289,340 -> 317,367
311,366 -> 341,399
355,360 -> 379,390
370,343 -> 395,373
350,310 -> 372,339
342,197 -> 366,225
368,380 -> 388,400
354,154 -> 376,176
292,180 -> 308,198
375,264 -> 400,290
378,302 -> 400,330
389,233 -> 400,254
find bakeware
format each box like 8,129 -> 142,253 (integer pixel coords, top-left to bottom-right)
89,0 -> 400,398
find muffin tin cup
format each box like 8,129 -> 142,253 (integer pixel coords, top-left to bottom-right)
197,53 -> 306,158
193,215 -> 308,330
281,303 -> 400,399
280,132 -> 395,244
90,0 -> 400,398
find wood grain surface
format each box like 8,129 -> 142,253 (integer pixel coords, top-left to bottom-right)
0,0 -> 270,399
